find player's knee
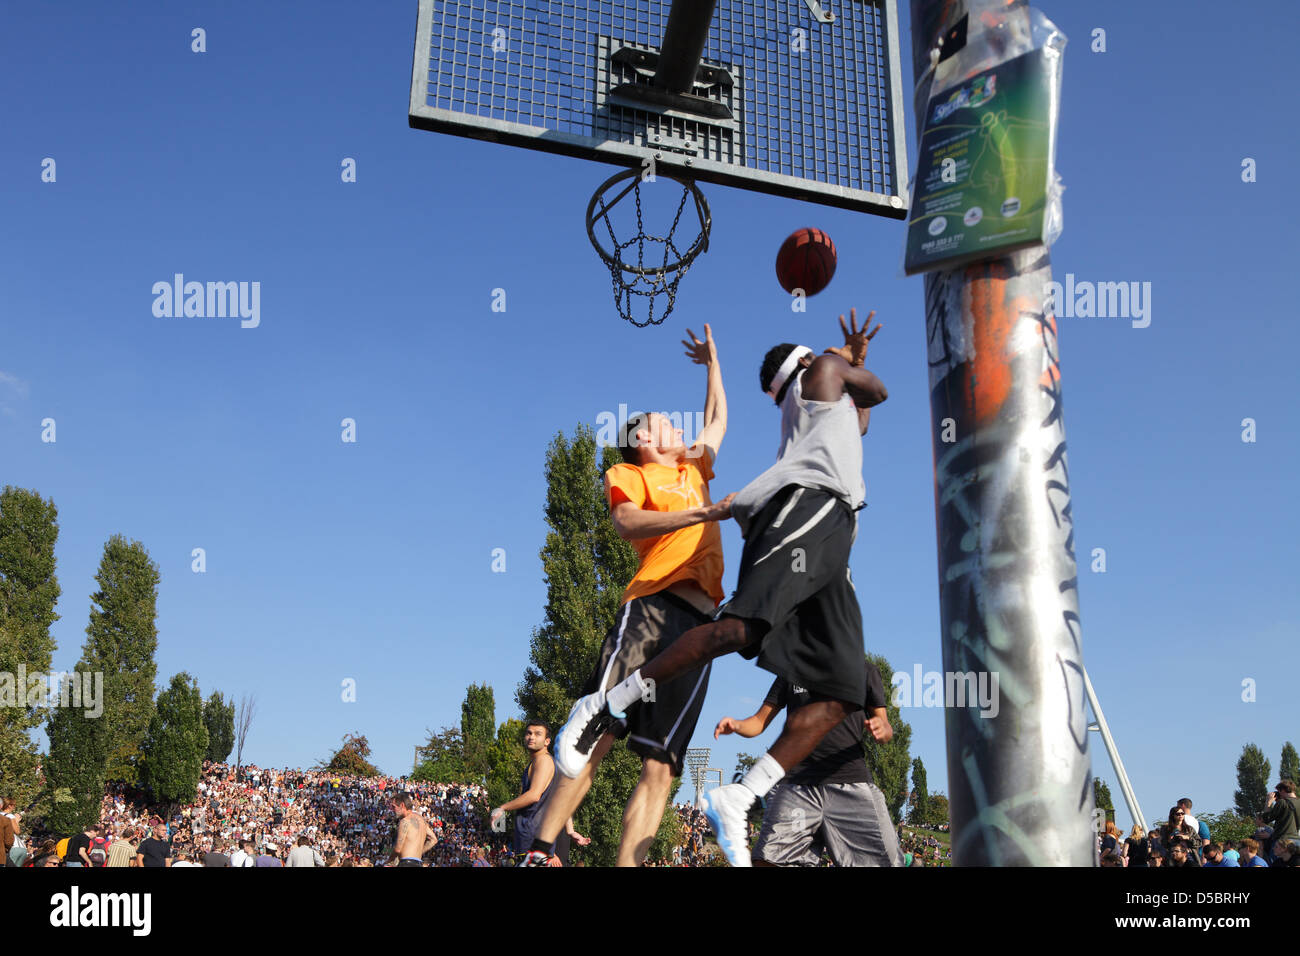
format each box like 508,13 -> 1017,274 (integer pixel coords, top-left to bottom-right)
641,759 -> 673,787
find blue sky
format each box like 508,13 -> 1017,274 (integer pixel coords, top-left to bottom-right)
2,0 -> 1295,830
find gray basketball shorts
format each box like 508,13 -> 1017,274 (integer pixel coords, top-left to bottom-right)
754,781 -> 903,867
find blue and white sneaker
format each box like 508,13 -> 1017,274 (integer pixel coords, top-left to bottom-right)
553,688 -> 620,778
700,784 -> 755,867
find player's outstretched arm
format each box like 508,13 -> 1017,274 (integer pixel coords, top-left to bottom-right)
713,702 -> 780,739
610,494 -> 736,540
683,324 -> 727,459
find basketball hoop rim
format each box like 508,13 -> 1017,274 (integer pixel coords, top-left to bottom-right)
585,168 -> 711,278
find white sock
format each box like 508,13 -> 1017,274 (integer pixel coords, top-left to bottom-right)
606,670 -> 648,715
740,753 -> 784,799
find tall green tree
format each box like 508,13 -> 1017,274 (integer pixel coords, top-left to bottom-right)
1280,742 -> 1299,786
412,727 -> 468,783
514,427 -> 679,866
1234,743 -> 1271,818
927,792 -> 950,827
202,691 -> 235,763
318,732 -> 380,777
908,757 -> 930,825
43,668 -> 108,833
1094,778 -> 1115,824
141,672 -> 209,811
864,653 -> 912,823
0,487 -> 61,812
461,683 -> 496,779
83,535 -> 160,784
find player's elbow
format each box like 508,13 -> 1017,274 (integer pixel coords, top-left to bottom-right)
611,514 -> 635,541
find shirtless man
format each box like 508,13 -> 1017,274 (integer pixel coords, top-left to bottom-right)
389,791 -> 436,867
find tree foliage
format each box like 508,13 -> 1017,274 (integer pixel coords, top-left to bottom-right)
141,672 -> 209,808
202,691 -> 235,763
908,757 -> 930,825
1200,810 -> 1256,846
734,752 -> 758,779
83,535 -> 160,784
0,488 -> 62,812
319,732 -> 381,777
485,719 -> 529,814
1234,743 -> 1271,818
1094,777 -> 1115,823
43,668 -> 108,834
460,683 -> 495,780
412,726 -> 468,784
864,653 -> 912,823
927,792 -> 950,826
514,427 -> 676,866
1280,741 -> 1299,787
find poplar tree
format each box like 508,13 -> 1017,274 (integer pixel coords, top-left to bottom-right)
0,487 -> 61,813
1234,743 -> 1271,818
202,691 -> 236,763
83,535 -> 160,783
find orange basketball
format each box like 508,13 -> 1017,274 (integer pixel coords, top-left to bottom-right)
775,228 -> 837,297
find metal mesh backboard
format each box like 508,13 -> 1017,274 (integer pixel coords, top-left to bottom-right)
409,0 -> 909,217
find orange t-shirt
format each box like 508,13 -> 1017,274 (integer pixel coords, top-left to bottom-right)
605,452 -> 724,607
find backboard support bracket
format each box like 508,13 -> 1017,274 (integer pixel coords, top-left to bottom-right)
608,47 -> 734,122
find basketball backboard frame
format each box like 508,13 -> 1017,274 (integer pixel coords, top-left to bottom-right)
408,0 -> 910,218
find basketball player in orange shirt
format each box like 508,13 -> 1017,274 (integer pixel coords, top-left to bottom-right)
518,325 -> 734,867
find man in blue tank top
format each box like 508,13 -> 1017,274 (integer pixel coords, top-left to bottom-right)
555,310 -> 889,867
490,720 -> 588,865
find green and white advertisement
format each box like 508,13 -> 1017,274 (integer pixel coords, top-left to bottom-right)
904,48 -> 1056,275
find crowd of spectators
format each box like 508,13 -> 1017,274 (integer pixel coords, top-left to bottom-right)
8,769 -> 1293,868
900,829 -> 951,867
653,804 -> 714,867
1097,786 -> 1299,868
3,761 -> 511,867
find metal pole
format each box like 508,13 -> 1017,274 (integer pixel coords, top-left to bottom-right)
1084,669 -> 1145,831
908,0 -> 1094,866
655,0 -> 719,93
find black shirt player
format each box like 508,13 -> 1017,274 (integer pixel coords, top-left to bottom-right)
713,660 -> 903,866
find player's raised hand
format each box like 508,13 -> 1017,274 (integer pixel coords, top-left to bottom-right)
824,308 -> 880,367
682,324 -> 718,366
714,716 -> 741,739
842,308 -> 880,366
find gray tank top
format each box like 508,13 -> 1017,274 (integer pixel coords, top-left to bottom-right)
731,371 -> 865,537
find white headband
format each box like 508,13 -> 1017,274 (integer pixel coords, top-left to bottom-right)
767,346 -> 813,401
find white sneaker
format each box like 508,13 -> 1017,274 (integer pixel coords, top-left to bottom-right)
553,689 -> 619,778
700,784 -> 754,867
